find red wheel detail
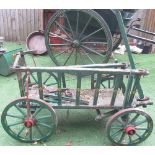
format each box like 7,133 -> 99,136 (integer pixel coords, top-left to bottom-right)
24,118 -> 35,128
125,125 -> 136,135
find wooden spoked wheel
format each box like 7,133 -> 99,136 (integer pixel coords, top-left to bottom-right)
1,97 -> 57,143
106,108 -> 153,146
45,9 -> 113,66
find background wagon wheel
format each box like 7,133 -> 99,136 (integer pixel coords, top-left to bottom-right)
45,9 -> 113,66
1,97 -> 57,143
22,72 -> 61,97
106,108 -> 153,146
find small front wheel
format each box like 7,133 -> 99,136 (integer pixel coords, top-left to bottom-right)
106,108 -> 153,146
1,97 -> 57,143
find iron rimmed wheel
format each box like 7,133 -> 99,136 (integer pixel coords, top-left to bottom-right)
22,72 -> 60,97
106,108 -> 153,146
45,9 -> 113,66
1,97 -> 57,143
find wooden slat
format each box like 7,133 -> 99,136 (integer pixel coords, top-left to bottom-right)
15,9 -> 20,42
0,9 -> 44,41
7,9 -> 13,41
18,9 -> 24,41
0,10 -> 4,38
2,10 -> 8,40
35,9 -> 39,30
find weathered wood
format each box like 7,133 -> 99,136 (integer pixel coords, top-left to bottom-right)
0,10 -> 4,38
15,9 -> 20,42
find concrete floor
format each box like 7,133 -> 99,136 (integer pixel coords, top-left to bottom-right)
0,42 -> 155,146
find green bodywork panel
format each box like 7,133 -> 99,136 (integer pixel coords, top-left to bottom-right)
0,48 -> 22,76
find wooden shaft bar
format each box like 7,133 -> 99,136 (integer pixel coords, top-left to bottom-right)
123,73 -> 134,108
128,76 -> 140,104
16,71 -> 25,97
76,74 -> 82,106
37,72 -> 43,100
110,76 -> 121,106
12,67 -> 149,76
93,73 -> 102,105
57,73 -> 62,106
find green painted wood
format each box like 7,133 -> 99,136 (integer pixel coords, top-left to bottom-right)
129,76 -> 140,104
123,73 -> 134,108
76,74 -> 82,106
110,76 -> 121,107
0,48 -> 22,76
37,72 -> 43,100
57,73 -> 62,106
93,73 -> 102,105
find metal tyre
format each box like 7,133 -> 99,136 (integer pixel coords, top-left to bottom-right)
106,108 -> 153,146
45,9 -> 113,66
1,97 -> 57,143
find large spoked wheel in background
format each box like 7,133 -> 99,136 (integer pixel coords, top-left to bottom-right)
45,9 -> 113,66
1,97 -> 57,143
106,108 -> 153,146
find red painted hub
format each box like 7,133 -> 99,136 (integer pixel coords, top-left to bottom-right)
24,118 -> 35,128
125,125 -> 136,135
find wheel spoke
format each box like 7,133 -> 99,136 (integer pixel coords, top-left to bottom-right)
134,119 -> 147,126
135,127 -> 150,131
32,107 -> 43,118
6,113 -> 24,119
55,21 -> 73,40
111,129 -> 123,138
135,133 -> 143,140
49,32 -> 72,43
79,16 -> 92,39
29,127 -> 32,141
49,43 -> 70,46
82,49 -> 96,64
115,119 -> 125,126
43,75 -> 52,85
30,73 -> 38,84
64,13 -> 74,38
8,121 -> 24,127
17,126 -> 25,137
111,126 -> 124,129
14,105 -> 26,116
129,113 -> 140,124
128,135 -> 132,145
36,124 -> 44,137
82,41 -> 107,45
117,132 -> 126,144
37,122 -> 53,129
76,11 -> 79,35
36,115 -> 52,120
81,27 -> 103,41
54,50 -> 67,58
81,45 -> 105,57
63,49 -> 74,65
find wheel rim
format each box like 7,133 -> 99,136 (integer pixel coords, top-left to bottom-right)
1,98 -> 57,143
45,9 -> 113,66
106,108 -> 153,146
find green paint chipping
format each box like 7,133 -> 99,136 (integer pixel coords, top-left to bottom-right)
0,42 -> 155,146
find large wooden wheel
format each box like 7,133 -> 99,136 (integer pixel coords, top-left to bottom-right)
45,9 -> 113,66
1,97 -> 57,143
106,108 -> 153,146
